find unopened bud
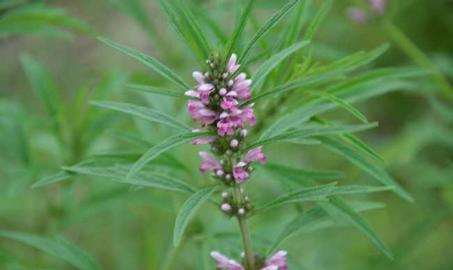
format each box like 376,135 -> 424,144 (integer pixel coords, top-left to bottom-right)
230,139 -> 239,148
240,129 -> 248,137
238,208 -> 246,215
219,88 -> 227,96
221,192 -> 229,198
228,80 -> 234,86
225,174 -> 231,180
216,170 -> 224,177
221,203 -> 232,212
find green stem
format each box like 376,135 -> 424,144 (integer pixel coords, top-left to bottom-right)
233,185 -> 255,270
382,20 -> 453,100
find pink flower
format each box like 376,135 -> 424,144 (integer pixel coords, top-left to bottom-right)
245,147 -> 266,165
231,73 -> 252,100
221,96 -> 239,110
347,7 -> 368,23
266,251 -> 288,270
192,71 -> 205,84
233,162 -> 249,183
369,0 -> 386,15
240,105 -> 256,127
192,136 -> 216,145
199,152 -> 222,174
227,54 -> 240,73
210,251 -> 244,270
197,83 -> 215,104
188,100 -> 217,125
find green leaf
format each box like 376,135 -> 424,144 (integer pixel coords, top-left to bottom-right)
322,197 -> 393,259
97,37 -> 190,90
307,91 -> 368,123
250,122 -> 377,149
63,164 -> 194,193
303,0 -> 332,41
252,41 -> 310,90
127,83 -> 184,97
32,170 -> 72,188
20,54 -> 60,122
263,163 -> 343,183
225,0 -> 255,58
319,137 -> 413,202
257,183 -> 336,212
0,4 -> 90,38
158,0 -> 210,61
128,132 -> 211,181
91,101 -> 190,131
173,186 -> 217,246
240,0 -> 299,62
0,231 -> 101,270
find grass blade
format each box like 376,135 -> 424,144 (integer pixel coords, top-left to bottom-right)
91,101 -> 190,131
173,186 -> 217,246
97,37 -> 190,90
127,83 -> 184,97
32,170 -> 72,188
240,0 -> 299,62
0,231 -> 101,270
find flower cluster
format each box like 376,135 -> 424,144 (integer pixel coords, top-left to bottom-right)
186,54 -> 266,185
347,0 -> 387,24
211,250 -> 288,270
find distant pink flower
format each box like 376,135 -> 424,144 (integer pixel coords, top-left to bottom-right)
245,147 -> 266,165
233,162 -> 249,183
266,251 -> 288,270
227,54 -> 240,74
210,251 -> 244,270
347,7 -> 368,23
199,152 -> 222,174
369,0 -> 386,15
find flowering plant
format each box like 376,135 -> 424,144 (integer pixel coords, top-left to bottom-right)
25,0 -> 424,269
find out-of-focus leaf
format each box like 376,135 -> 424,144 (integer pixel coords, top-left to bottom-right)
250,122 -> 377,149
252,41 -> 310,90
303,0 -> 332,41
127,83 -> 184,97
173,186 -> 217,246
263,163 -> 343,183
110,0 -> 155,36
240,0 -> 299,62
98,37 -> 190,90
322,197 -> 393,259
127,132 -> 211,181
63,164 -> 194,193
0,4 -> 90,38
0,231 -> 101,270
32,170 -> 72,188
319,137 -> 413,202
91,101 -> 190,131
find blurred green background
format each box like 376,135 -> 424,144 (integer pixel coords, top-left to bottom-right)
1,0 -> 452,269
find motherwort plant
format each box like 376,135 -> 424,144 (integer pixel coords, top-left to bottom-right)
27,0 -> 424,269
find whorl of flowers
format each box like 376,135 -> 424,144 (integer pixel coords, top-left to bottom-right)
186,53 -> 265,187
211,250 -> 288,270
347,0 -> 387,24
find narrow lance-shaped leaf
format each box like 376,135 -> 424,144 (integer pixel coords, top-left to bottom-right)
0,231 -> 101,270
319,136 -> 413,202
249,122 -> 377,149
91,101 -> 191,131
307,91 -> 368,123
32,170 -> 72,188
97,37 -> 190,90
321,197 -> 393,259
252,40 -> 310,90
127,83 -> 184,97
173,186 -> 217,246
303,0 -> 332,41
225,0 -> 255,58
240,0 -> 299,62
63,163 -> 194,193
127,132 -> 211,181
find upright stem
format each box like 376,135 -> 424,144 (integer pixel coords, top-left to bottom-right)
233,185 -> 255,269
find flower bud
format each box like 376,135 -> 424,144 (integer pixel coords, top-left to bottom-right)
230,139 -> 239,148
238,208 -> 245,215
221,192 -> 229,198
240,129 -> 248,137
225,174 -> 231,180
219,88 -> 227,96
216,170 -> 224,177
221,203 -> 232,212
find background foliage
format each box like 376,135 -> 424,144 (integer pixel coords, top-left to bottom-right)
1,0 -> 452,269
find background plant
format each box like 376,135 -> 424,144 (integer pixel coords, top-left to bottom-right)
0,0 -> 452,270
